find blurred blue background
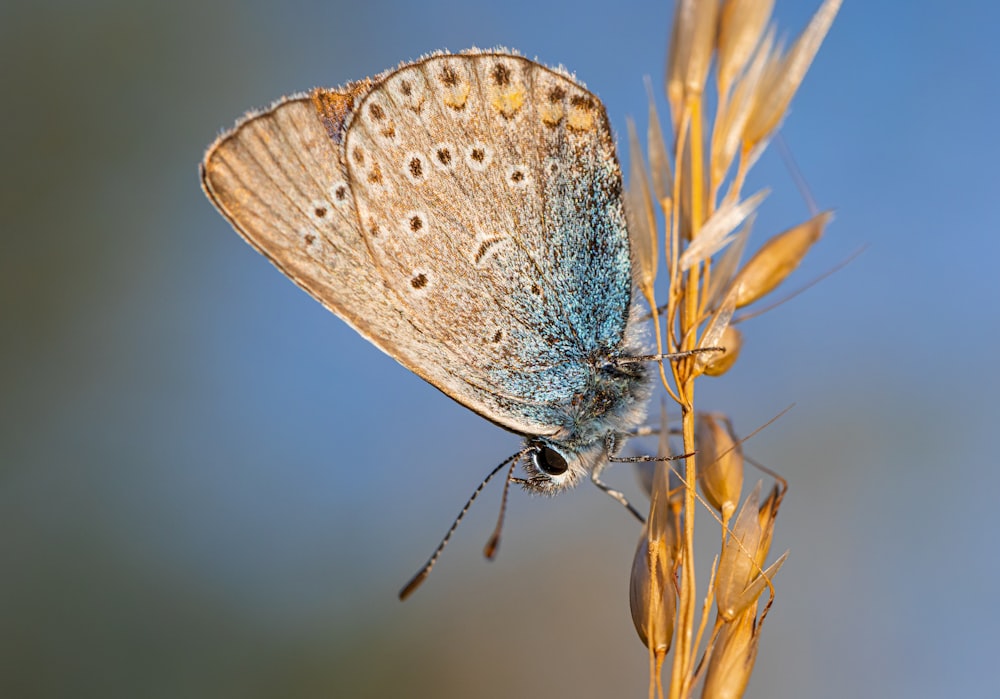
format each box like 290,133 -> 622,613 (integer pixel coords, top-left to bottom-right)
1,0 -> 996,697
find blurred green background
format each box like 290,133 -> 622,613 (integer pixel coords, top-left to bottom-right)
2,0 -> 996,697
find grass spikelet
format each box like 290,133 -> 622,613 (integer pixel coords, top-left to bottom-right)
717,0 -> 775,99
695,414 -> 744,522
700,605 -> 759,699
702,326 -> 743,376
732,210 -> 832,308
744,0 -> 842,146
666,0 -> 720,117
714,482 -> 788,621
629,452 -> 678,662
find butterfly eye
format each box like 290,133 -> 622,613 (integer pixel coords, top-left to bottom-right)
533,445 -> 569,476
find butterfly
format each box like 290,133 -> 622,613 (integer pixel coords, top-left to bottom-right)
201,50 -> 652,503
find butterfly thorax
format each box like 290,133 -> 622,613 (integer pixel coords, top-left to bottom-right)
562,352 -> 650,442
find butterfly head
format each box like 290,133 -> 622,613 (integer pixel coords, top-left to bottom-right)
518,438 -> 607,494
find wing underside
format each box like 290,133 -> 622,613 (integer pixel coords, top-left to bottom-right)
201,52 -> 633,437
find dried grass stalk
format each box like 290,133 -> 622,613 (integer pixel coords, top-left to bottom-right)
626,1 -> 839,696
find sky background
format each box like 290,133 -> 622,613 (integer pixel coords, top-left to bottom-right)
2,0 -> 997,697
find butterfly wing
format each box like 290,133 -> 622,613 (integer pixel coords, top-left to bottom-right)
201,52 -> 633,438
342,52 -> 634,435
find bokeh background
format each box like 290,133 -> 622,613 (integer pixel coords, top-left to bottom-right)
2,0 -> 996,697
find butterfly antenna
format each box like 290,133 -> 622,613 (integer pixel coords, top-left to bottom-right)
399,448 -> 528,600
483,458 -> 519,559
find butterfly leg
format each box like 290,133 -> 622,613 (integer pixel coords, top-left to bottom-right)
589,463 -> 646,523
612,347 -> 724,365
597,434 -> 695,522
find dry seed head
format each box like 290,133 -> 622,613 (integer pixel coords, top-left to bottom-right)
704,325 -> 743,376
701,605 -> 759,699
629,520 -> 677,652
626,117 -> 657,303
716,482 -> 762,619
717,0 -> 775,99
665,1 -> 686,119
630,453 -> 678,652
711,28 -> 774,190
732,210 -> 831,307
684,0 -> 721,100
696,414 -> 744,519
667,0 -> 721,115
743,0 -> 842,146
715,482 -> 788,620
